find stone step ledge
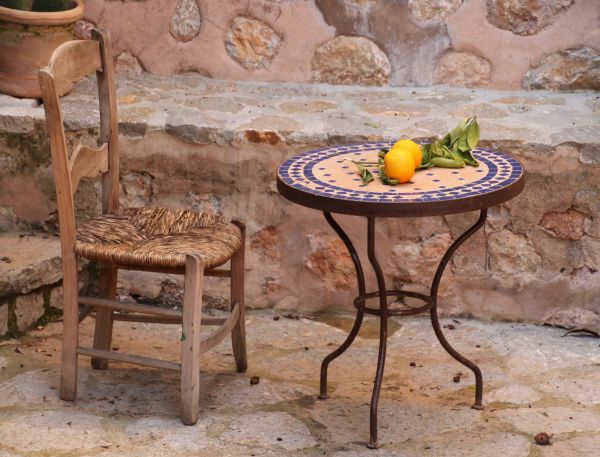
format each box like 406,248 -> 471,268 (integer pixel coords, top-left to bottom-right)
0,74 -> 598,148
0,234 -> 90,338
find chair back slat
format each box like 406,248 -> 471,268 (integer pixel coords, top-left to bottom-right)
47,40 -> 102,97
92,29 -> 120,214
68,142 -> 109,193
38,68 -> 77,252
38,29 -> 120,254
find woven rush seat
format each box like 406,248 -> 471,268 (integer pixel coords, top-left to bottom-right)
76,207 -> 242,270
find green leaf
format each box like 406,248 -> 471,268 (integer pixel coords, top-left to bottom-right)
421,143 -> 432,163
458,150 -> 479,167
417,161 -> 435,169
449,125 -> 464,145
0,0 -> 29,10
31,0 -> 70,12
431,141 -> 443,157
430,157 -> 465,168
379,165 -> 399,185
457,133 -> 470,152
449,148 -> 466,166
353,162 -> 374,185
466,121 -> 480,149
441,145 -> 454,159
440,133 -> 451,147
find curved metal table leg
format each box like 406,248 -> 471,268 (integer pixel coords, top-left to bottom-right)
320,210 -> 486,447
430,209 -> 487,409
366,216 -> 388,449
319,212 -> 367,400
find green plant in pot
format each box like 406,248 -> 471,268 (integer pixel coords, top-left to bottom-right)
1,1 -> 71,12
0,0 -> 85,98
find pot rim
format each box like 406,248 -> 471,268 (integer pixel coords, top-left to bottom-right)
0,0 -> 84,26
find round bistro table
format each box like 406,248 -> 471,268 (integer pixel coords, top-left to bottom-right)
276,141 -> 525,448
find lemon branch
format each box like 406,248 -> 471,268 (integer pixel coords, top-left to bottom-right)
347,117 -> 481,186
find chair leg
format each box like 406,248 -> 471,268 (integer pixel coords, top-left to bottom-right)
91,267 -> 118,370
181,255 -> 204,425
60,255 -> 79,401
231,221 -> 247,373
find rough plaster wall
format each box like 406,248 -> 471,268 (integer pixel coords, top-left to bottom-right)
82,0 -> 600,89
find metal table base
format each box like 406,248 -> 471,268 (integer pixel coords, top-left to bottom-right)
318,209 -> 487,449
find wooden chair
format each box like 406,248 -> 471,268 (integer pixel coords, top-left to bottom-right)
37,29 -> 247,425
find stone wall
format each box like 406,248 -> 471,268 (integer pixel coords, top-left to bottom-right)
77,0 -> 600,90
0,233 -> 93,338
0,74 -> 599,336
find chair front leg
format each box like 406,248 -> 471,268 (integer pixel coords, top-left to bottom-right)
60,253 -> 80,401
92,266 -> 118,369
231,220 -> 247,373
181,254 -> 204,425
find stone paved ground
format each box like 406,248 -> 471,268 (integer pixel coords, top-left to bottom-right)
1,312 -> 599,456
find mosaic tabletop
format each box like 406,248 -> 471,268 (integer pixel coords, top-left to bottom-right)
277,142 -> 524,217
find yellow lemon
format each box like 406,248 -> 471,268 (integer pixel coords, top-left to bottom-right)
391,139 -> 422,168
384,148 -> 415,183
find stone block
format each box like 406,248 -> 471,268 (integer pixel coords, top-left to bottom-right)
304,231 -> 355,291
543,307 -> 600,336
169,0 -> 201,42
486,0 -> 574,36
0,303 -> 7,336
220,411 -> 316,451
48,285 -> 63,310
541,208 -> 586,240
251,226 -> 281,261
523,47 -> 600,91
0,411 -> 106,453
0,235 -> 61,297
486,384 -> 541,405
15,293 -> 44,332
487,229 -> 542,289
497,407 -> 600,435
316,0 -> 450,86
115,52 -> 144,77
435,51 -> 491,87
408,0 -> 464,24
120,171 -> 154,209
225,16 -> 281,71
0,207 -> 17,233
541,436 -> 600,456
389,233 -> 452,285
312,36 -> 391,86
74,19 -> 95,40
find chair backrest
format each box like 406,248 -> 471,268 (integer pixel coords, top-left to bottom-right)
38,29 -> 119,255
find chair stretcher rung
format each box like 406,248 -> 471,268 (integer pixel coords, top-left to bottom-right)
199,303 -> 240,354
114,265 -> 231,278
79,296 -> 182,318
112,313 -> 226,326
77,346 -> 180,371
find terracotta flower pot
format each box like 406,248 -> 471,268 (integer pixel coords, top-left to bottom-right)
0,0 -> 84,98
